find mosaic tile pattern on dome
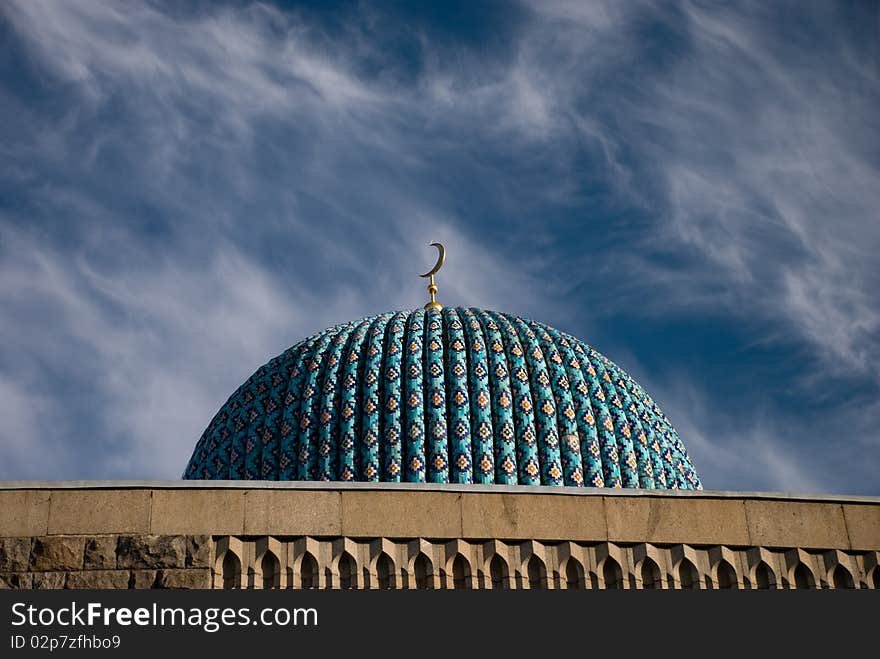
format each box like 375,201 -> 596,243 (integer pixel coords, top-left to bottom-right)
184,308 -> 702,489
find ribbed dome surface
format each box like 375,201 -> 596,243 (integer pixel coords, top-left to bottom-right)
183,308 -> 701,489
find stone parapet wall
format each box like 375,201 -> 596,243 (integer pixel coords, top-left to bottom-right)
2,483 -> 879,549
1,483 -> 879,589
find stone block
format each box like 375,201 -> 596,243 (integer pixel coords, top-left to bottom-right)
48,490 -> 150,534
604,496 -> 750,545
132,570 -> 157,589
842,504 -> 880,551
342,491 -> 461,538
32,572 -> 66,589
66,570 -> 130,589
186,535 -> 212,568
461,493 -> 606,541
0,538 -> 32,572
0,573 -> 33,589
245,490 -> 341,535
151,490 -> 244,535
31,536 -> 84,571
84,536 -> 117,570
745,500 -> 850,549
116,535 -> 186,569
0,490 -> 50,536
156,568 -> 211,589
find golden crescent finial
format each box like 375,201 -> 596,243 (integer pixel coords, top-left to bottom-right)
419,242 -> 445,310
419,242 -> 445,278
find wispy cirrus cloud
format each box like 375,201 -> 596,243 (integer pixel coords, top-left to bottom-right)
513,1 -> 880,378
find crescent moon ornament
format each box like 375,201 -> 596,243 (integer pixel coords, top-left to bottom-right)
419,242 -> 445,310
419,242 -> 446,278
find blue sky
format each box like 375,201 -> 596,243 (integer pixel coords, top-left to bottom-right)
1,1 -> 878,494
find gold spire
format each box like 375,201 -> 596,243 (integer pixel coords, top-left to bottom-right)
419,242 -> 446,310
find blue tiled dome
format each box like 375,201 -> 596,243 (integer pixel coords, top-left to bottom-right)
183,308 -> 701,489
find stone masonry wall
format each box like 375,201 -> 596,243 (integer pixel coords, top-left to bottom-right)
0,535 -> 211,589
3,533 -> 877,590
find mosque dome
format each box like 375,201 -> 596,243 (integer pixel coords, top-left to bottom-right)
183,307 -> 701,490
